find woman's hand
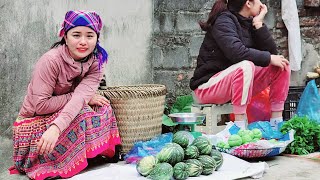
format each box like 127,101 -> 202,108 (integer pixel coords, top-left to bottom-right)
270,55 -> 289,71
37,124 -> 60,155
253,4 -> 268,29
88,94 -> 110,106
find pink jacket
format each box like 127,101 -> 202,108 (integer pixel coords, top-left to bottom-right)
19,45 -> 104,132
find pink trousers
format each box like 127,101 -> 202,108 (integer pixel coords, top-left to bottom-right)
194,60 -> 291,114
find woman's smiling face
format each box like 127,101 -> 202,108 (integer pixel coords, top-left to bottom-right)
64,26 -> 98,61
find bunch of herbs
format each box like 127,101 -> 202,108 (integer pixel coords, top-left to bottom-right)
280,116 -> 320,155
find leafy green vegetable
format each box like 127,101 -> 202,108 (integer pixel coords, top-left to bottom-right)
281,116 -> 320,155
170,95 -> 193,114
162,114 -> 177,126
162,95 -> 194,127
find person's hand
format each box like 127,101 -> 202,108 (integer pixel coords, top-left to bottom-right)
88,94 -> 110,106
37,124 -> 60,155
253,4 -> 268,29
270,55 -> 289,71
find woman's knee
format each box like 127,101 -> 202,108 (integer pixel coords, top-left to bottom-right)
275,64 -> 291,78
241,60 -> 255,70
235,60 -> 255,81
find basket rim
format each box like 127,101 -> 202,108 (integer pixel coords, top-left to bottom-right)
98,84 -> 167,99
99,84 -> 165,90
232,147 -> 284,150
216,146 -> 285,151
217,147 -> 279,158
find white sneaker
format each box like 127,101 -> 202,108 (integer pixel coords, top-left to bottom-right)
234,120 -> 247,130
270,118 -> 283,131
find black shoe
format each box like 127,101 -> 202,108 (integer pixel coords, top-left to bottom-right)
87,155 -> 106,167
104,145 -> 121,163
44,176 -> 61,180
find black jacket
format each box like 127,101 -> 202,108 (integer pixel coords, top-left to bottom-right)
190,10 -> 277,90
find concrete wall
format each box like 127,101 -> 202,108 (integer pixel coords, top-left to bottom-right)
270,0 -> 320,86
3,0 -> 318,137
152,0 -> 212,104
152,0 -> 320,102
0,0 -> 153,137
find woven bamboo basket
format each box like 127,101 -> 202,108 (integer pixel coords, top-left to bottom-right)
98,84 -> 166,154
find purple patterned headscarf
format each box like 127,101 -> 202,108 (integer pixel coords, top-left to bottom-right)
59,10 -> 108,67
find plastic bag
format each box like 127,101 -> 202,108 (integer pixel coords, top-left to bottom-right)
124,133 -> 173,164
248,121 -> 284,140
246,87 -> 271,124
297,80 -> 320,123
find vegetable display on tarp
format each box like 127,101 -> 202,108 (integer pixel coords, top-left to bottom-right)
206,122 -> 294,158
136,131 -> 224,180
280,116 -> 320,155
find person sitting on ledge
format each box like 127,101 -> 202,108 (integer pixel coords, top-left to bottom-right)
190,0 -> 290,130
9,10 -> 121,180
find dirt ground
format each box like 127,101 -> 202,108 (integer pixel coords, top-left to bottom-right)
244,155 -> 320,180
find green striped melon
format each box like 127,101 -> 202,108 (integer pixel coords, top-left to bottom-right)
185,159 -> 203,177
173,162 -> 189,180
198,155 -> 217,175
173,131 -> 192,148
184,145 -> 199,159
191,136 -> 212,155
210,149 -> 223,170
147,162 -> 173,180
136,155 -> 158,176
157,143 -> 184,166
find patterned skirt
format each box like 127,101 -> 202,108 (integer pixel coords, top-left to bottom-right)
9,104 -> 121,180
